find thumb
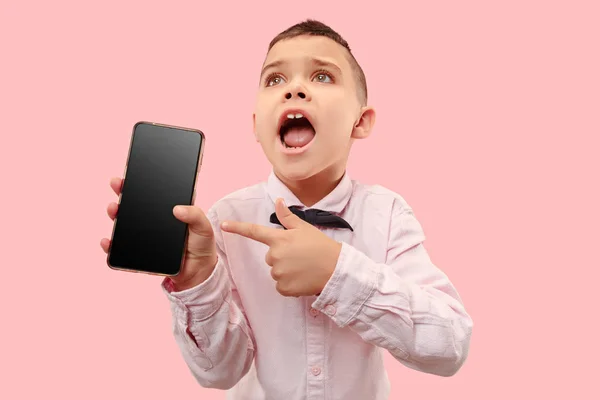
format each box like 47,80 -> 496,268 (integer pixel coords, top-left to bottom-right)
173,205 -> 214,237
275,198 -> 306,229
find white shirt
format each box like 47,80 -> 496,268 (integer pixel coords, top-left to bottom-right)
162,171 -> 473,400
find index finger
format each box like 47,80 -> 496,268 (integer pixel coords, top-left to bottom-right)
221,220 -> 280,245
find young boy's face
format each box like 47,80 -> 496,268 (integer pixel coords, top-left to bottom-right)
253,35 -> 374,183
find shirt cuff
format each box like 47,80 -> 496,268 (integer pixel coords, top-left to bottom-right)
161,257 -> 229,324
311,241 -> 378,327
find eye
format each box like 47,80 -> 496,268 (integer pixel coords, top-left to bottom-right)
313,71 -> 333,83
266,74 -> 285,87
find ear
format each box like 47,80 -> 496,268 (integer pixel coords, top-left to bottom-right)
252,113 -> 259,142
351,106 -> 376,140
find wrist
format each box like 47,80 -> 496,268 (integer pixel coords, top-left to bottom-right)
317,240 -> 342,293
170,257 -> 218,292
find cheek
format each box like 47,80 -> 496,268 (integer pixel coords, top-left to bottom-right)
320,95 -> 357,131
253,117 -> 269,137
255,127 -> 278,149
320,111 -> 355,142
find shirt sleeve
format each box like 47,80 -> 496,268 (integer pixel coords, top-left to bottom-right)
161,207 -> 255,389
311,200 -> 473,377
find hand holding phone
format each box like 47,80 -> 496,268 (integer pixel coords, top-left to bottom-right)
101,178 -> 217,290
100,122 -> 217,290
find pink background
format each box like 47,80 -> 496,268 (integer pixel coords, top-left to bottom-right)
2,0 -> 598,398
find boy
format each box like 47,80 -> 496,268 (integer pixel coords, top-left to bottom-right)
102,19 -> 472,400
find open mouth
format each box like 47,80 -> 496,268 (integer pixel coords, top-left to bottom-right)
279,112 -> 316,149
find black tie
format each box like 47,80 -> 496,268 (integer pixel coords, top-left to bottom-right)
270,206 -> 353,231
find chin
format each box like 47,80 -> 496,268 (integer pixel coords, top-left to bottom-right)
273,160 -> 323,182
275,166 -> 315,182
262,140 -> 340,183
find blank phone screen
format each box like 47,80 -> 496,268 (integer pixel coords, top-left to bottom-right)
108,123 -> 204,276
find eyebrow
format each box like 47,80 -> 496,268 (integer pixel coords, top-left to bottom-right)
260,57 -> 343,81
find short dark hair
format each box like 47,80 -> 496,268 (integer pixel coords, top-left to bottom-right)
267,19 -> 368,105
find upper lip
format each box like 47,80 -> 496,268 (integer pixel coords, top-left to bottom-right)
277,108 -> 315,134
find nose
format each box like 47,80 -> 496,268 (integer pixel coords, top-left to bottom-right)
285,91 -> 306,99
284,82 -> 311,101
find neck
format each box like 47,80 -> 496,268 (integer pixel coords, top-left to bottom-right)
275,165 -> 345,207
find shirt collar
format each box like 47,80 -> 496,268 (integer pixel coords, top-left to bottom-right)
266,170 -> 353,214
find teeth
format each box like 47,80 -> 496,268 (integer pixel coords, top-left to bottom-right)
286,113 -> 305,119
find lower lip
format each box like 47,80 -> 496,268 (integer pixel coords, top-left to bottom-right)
278,135 -> 316,155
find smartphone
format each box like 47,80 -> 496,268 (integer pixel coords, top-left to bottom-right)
107,121 -> 205,276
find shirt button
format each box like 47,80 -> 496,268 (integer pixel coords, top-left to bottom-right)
309,308 -> 319,317
324,305 -> 336,316
311,366 -> 321,376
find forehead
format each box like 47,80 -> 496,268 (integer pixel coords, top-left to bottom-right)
263,35 -> 352,72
